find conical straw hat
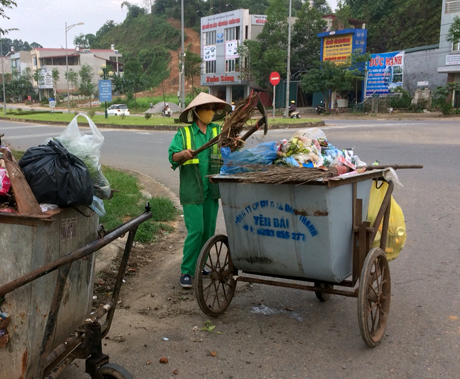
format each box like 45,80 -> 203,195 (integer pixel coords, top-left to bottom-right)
179,92 -> 231,123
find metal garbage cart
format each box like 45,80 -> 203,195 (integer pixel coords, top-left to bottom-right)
0,204 -> 152,378
194,169 -> 395,347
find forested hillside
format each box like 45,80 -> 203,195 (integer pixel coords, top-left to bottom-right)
70,0 -> 443,94
344,0 -> 442,52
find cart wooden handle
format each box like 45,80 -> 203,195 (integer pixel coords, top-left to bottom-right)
359,164 -> 423,170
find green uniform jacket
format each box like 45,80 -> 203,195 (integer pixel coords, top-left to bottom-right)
168,122 -> 222,205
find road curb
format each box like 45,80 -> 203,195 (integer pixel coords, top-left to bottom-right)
0,116 -> 325,130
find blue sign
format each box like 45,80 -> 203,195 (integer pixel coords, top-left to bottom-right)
365,51 -> 404,97
98,80 -> 112,102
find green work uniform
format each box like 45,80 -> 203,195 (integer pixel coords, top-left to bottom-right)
168,122 -> 222,276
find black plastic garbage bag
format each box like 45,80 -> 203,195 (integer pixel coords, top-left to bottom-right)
19,139 -> 93,207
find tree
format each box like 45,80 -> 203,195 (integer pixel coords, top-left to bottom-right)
74,33 -> 96,49
244,0 -> 289,88
344,0 -> 442,52
121,1 -> 147,20
95,20 -> 116,39
79,64 -> 95,97
434,82 -> 460,115
111,73 -> 128,95
184,47 -> 202,96
65,69 -> 79,93
122,56 -> 145,101
300,54 -> 369,112
312,0 -> 332,15
447,16 -> 460,47
0,0 -> 17,35
6,67 -> 34,101
33,69 -> 43,86
51,68 -> 59,96
291,3 -> 327,73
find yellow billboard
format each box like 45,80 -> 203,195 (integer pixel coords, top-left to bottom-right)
322,34 -> 353,65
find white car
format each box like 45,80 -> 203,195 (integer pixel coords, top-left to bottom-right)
107,104 -> 130,116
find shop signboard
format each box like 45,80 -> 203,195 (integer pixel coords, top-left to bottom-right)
38,67 -> 53,89
251,15 -> 267,25
446,54 -> 460,66
204,45 -> 216,61
322,34 -> 353,65
226,40 -> 239,59
318,29 -> 367,66
365,51 -> 404,97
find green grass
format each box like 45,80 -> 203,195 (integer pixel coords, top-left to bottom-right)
1,103 -> 321,126
101,166 -> 179,243
10,148 -> 178,243
2,112 -> 183,126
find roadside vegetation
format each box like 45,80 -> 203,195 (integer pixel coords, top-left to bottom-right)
10,148 -> 178,243
0,104 -> 320,125
100,166 -> 178,243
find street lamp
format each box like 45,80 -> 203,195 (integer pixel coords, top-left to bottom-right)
1,44 -> 14,116
65,22 -> 84,113
98,64 -> 114,118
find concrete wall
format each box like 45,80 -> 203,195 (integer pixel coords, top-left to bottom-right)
404,48 -> 447,94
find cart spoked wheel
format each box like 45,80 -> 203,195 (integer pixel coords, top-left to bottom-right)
98,363 -> 133,379
314,282 -> 333,302
195,234 -> 237,317
358,247 -> 391,348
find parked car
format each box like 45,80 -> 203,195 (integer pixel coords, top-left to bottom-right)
107,104 -> 130,116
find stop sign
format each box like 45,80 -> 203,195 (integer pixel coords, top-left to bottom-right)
269,71 -> 280,86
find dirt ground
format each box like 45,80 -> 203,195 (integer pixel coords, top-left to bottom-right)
92,170 -> 185,310
79,171 -> 252,378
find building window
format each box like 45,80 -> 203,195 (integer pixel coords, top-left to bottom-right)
225,27 -> 240,41
226,58 -> 239,72
206,60 -> 216,74
446,0 -> 460,13
205,31 -> 216,45
453,41 -> 460,51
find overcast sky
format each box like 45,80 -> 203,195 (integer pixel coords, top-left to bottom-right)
2,1 -> 143,49
2,1 -> 339,49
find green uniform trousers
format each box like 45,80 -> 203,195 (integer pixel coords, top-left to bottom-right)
181,194 -> 219,276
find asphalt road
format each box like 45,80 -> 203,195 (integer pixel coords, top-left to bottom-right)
1,117 -> 460,378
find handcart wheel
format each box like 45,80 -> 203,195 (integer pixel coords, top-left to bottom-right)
194,234 -> 237,318
98,362 -> 133,379
314,282 -> 333,302
358,247 -> 391,348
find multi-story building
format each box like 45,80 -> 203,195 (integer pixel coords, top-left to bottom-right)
438,0 -> 460,104
4,46 -> 122,100
199,8 -> 266,103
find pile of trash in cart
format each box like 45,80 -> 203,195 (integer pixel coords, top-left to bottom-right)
220,127 -> 369,183
0,114 -> 111,216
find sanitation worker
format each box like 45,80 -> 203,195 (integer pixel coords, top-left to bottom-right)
168,92 -> 231,288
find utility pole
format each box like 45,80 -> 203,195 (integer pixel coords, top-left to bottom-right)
181,0 -> 186,110
285,0 -> 292,118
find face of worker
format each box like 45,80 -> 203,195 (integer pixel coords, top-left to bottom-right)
195,104 -> 216,125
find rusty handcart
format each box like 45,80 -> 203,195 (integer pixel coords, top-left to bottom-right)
0,204 -> 152,378
194,169 -> 397,347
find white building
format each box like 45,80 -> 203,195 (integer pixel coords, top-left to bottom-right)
5,47 -> 122,100
437,0 -> 460,103
199,9 -> 266,102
